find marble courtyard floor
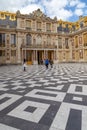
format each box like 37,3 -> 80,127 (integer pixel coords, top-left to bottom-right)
0,63 -> 87,130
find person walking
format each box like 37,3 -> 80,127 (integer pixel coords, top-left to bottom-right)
23,58 -> 27,71
45,58 -> 49,69
49,60 -> 53,68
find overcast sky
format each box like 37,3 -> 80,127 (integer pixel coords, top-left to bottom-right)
0,0 -> 87,21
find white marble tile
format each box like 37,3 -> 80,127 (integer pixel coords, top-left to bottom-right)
49,127 -> 63,130
12,86 -> 26,90
0,94 -> 21,111
67,84 -> 87,95
0,84 -> 9,91
8,100 -> 50,123
73,96 -> 82,101
45,85 -> 64,90
50,102 -> 87,130
0,123 -> 20,130
25,89 -> 66,102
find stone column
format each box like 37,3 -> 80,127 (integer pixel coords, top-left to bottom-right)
17,33 -> 22,64
45,50 -> 48,58
33,50 -> 35,61
53,50 -> 58,63
33,50 -> 38,64
21,48 -> 23,64
44,50 -> 46,59
25,49 -> 26,60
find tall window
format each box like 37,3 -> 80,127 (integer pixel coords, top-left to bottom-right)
46,23 -> 51,32
58,38 -> 62,48
37,22 -> 41,31
33,38 -> 36,45
72,39 -> 74,47
26,20 -> 31,29
26,34 -> 31,45
11,34 -> 16,47
72,50 -> 75,59
20,19 -> 25,28
79,36 -> 82,46
0,33 -> 5,47
83,33 -> 87,46
75,36 -> 78,48
36,35 -> 42,45
11,50 -> 16,56
47,36 -> 51,45
65,38 -> 69,49
0,50 -> 5,56
79,50 -> 83,59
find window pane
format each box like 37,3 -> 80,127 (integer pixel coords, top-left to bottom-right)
11,34 -> 16,45
26,34 -> 31,45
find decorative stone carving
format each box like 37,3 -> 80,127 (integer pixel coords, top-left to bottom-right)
16,10 -> 21,15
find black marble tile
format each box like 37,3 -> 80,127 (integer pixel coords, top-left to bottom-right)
24,106 -> 36,113
75,86 -> 82,92
66,109 -> 81,130
0,97 -> 10,104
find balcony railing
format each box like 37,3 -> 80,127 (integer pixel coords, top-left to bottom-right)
21,44 -> 57,49
0,43 -> 5,47
11,44 -> 16,47
26,27 -> 31,30
46,30 -> 51,32
37,29 -> 42,31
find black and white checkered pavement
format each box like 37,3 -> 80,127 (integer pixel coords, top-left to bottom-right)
0,63 -> 87,130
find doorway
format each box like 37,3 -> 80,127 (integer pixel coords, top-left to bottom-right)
37,51 -> 42,64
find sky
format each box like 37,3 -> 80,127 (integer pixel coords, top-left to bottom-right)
0,0 -> 87,22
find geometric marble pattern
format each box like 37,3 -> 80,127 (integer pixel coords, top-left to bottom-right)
0,63 -> 87,130
8,100 -> 50,123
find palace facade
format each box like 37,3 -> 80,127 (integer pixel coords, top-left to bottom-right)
0,9 -> 87,65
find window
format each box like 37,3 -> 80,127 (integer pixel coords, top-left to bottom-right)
72,50 -> 75,59
11,15 -> 14,19
0,33 -> 5,47
11,34 -> 16,47
37,22 -> 41,31
83,33 -> 87,46
79,50 -> 83,59
0,50 -> 2,56
75,36 -> 78,48
0,50 -> 5,56
65,38 -> 69,49
0,13 -> 5,19
72,39 -> 74,47
26,34 -> 31,45
79,36 -> 82,46
26,20 -> 31,29
33,38 -> 36,45
47,36 -> 51,45
11,50 -> 16,56
20,19 -> 25,28
46,23 -> 51,32
58,38 -> 62,48
36,35 -> 42,45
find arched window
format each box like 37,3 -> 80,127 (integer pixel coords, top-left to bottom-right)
26,34 -> 31,45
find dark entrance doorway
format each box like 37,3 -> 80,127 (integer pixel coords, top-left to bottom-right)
48,51 -> 52,60
37,51 -> 42,64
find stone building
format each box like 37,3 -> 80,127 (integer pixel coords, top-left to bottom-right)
0,9 -> 87,65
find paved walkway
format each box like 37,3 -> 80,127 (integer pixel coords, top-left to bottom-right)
0,63 -> 87,130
